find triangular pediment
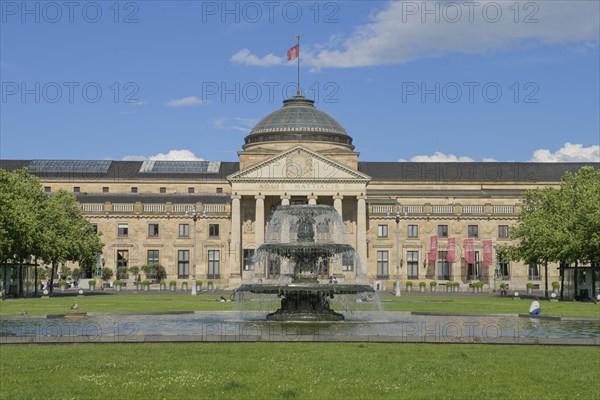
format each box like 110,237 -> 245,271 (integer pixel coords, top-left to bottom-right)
228,146 -> 370,182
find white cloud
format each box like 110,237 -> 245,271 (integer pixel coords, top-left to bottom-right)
166,96 -> 206,107
122,149 -> 204,161
230,48 -> 284,67
233,1 -> 599,68
530,143 -> 600,162
401,152 -> 475,162
212,117 -> 258,133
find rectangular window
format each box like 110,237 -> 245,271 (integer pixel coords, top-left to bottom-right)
73,187 -> 80,193
209,224 -> 219,237
160,187 -> 166,194
91,224 -> 98,234
500,260 -> 510,280
102,187 -> 109,193
216,187 -> 223,193
528,263 -> 541,281
118,223 -> 128,237
131,187 -> 138,193
208,250 -> 220,279
377,224 -> 388,238
438,225 -> 448,238
437,251 -> 449,280
188,187 -> 194,194
342,253 -> 354,271
468,251 -> 480,280
498,225 -> 509,239
148,223 -> 159,237
147,250 -> 159,265
267,258 -> 280,278
179,223 -> 189,237
243,249 -> 255,271
178,250 -> 189,279
117,250 -> 129,268
377,251 -> 389,278
407,251 -> 419,280
407,224 -> 419,238
468,225 -> 479,238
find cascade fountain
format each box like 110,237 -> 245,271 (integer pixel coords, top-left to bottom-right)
236,205 -> 374,321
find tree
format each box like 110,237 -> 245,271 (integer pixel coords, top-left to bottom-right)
504,167 -> 600,299
0,168 -> 44,295
38,190 -> 103,294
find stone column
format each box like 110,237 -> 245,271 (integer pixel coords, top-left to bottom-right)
308,194 -> 318,205
230,194 -> 241,277
357,195 -> 368,276
333,194 -> 343,216
255,195 -> 265,246
280,194 -> 290,206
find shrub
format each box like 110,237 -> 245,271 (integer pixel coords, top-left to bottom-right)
128,266 -> 140,277
526,282 -> 534,289
88,280 -> 97,285
196,280 -> 203,286
169,280 -> 177,286
453,282 -> 460,287
58,279 -> 67,286
182,281 -> 188,285
418,281 -> 426,287
552,281 -> 560,289
142,280 -> 150,286
113,280 -> 123,285
406,281 -> 413,287
141,264 -> 167,281
430,281 -> 437,287
160,280 -> 166,285
208,280 -> 214,285
101,267 -> 114,282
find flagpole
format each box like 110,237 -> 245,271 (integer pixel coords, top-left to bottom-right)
296,33 -> 302,96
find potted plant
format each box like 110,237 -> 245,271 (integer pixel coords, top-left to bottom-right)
526,282 -> 534,294
59,279 -> 67,291
446,282 -> 453,293
88,279 -> 97,291
453,282 -> 460,292
551,281 -> 560,294
418,281 -> 426,293
182,281 -> 188,291
471,281 -> 480,293
208,280 -> 215,291
429,281 -> 437,292
135,280 -> 142,290
169,280 -> 177,291
159,280 -> 166,291
142,280 -> 150,291
129,266 -> 140,282
406,281 -> 413,292
196,280 -> 203,292
113,279 -> 123,291
101,267 -> 114,289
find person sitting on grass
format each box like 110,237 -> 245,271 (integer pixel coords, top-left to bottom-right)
529,297 -> 541,316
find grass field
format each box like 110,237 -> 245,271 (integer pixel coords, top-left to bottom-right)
1,293 -> 599,318
1,343 -> 598,399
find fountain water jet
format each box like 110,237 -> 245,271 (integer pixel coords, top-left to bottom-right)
236,205 -> 374,321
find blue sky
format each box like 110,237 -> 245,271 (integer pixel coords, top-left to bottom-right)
1,1 -> 599,162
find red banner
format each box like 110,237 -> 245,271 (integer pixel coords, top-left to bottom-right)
464,238 -> 475,264
428,235 -> 438,261
447,237 -> 456,262
483,240 -> 493,266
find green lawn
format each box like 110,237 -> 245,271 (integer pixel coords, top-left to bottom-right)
0,343 -> 598,399
1,293 -> 598,318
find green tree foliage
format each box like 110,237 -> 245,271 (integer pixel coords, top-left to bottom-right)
0,169 -> 103,295
504,167 -> 600,298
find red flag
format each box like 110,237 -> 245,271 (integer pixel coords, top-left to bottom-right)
428,235 -> 438,261
483,240 -> 493,266
447,237 -> 456,262
287,44 -> 299,61
464,238 -> 475,264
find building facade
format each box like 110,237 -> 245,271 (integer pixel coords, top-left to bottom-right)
2,95 -> 598,295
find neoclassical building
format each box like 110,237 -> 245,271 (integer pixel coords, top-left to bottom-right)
2,95 -> 598,296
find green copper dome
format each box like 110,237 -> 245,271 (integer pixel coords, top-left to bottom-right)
244,96 -> 354,149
